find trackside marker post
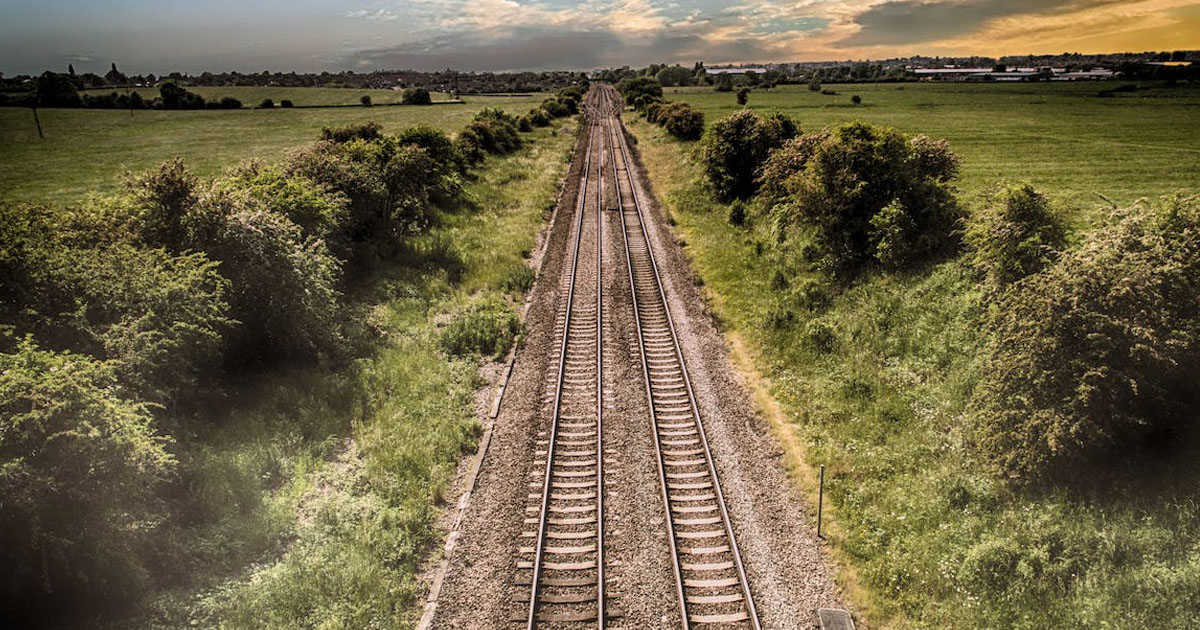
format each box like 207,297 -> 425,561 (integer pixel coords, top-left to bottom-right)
817,464 -> 825,539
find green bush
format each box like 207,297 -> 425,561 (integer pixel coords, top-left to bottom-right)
320,121 -> 383,143
187,190 -> 343,361
971,195 -> 1200,483
401,87 -> 431,105
440,296 -> 520,359
700,109 -> 798,201
764,122 -> 963,275
0,203 -> 232,403
221,162 -> 349,244
657,102 -> 705,141
965,183 -> 1067,290
0,338 -> 175,623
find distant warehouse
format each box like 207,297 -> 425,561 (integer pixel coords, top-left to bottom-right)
912,67 -> 1116,81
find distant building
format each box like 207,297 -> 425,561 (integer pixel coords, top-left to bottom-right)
708,67 -> 770,75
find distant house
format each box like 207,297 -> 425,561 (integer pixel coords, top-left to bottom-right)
707,67 -> 770,75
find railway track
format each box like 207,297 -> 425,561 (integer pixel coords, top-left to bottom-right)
515,85 -> 760,629
517,88 -> 611,628
603,87 -> 761,629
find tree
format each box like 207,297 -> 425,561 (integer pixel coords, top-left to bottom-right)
259,98 -> 274,109
656,65 -> 693,87
714,73 -> 733,92
35,72 -> 81,107
736,88 -> 749,105
360,94 -> 372,107
615,76 -> 663,106
762,122 -> 963,275
158,82 -> 205,109
280,99 -> 294,108
402,87 -> 431,105
67,63 -> 75,76
700,109 -> 798,201
105,62 -> 125,86
808,79 -> 821,91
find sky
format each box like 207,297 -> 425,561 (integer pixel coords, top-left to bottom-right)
1,0 -> 1197,75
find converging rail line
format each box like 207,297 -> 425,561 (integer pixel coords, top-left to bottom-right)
517,87 -> 615,628
514,85 -> 760,629
602,85 -> 762,629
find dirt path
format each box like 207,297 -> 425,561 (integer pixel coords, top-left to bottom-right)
427,86 -> 842,629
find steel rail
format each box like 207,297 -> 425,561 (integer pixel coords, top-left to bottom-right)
526,93 -> 604,629
605,85 -> 762,630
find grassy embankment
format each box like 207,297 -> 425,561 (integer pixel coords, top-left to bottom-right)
628,82 -> 1200,629
104,123 -> 576,629
0,92 -> 543,205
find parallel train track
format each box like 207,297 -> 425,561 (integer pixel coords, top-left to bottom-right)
517,85 -> 760,629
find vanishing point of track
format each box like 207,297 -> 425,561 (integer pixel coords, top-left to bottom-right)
519,85 -> 761,629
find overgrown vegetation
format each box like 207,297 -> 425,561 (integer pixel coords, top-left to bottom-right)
972,195 -> 1200,483
0,83 -> 582,626
757,122 -> 963,276
629,92 -> 1200,627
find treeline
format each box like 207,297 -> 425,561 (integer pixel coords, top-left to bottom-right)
0,85 -> 583,625
615,77 -> 704,141
0,71 -> 248,110
0,66 -> 588,96
692,104 -> 1200,486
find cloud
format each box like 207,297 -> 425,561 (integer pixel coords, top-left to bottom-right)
344,8 -> 401,22
837,0 -> 1128,46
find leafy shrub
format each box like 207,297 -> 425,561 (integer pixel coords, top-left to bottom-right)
764,122 -> 963,275
440,296 -> 520,359
0,203 -> 231,402
700,109 -> 798,201
259,98 -> 274,109
221,161 -> 349,243
528,108 -> 551,127
965,183 -> 1066,290
217,96 -> 242,109
518,116 -> 533,132
728,200 -> 747,226
280,99 -> 294,108
456,108 -> 522,166
0,339 -> 175,623
971,195 -> 1200,483
401,87 -> 431,105
360,95 -> 372,107
185,190 -> 343,361
321,121 -> 383,143
657,102 -> 705,141
737,88 -> 749,105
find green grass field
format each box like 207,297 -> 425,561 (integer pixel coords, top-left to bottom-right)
629,81 -> 1200,629
0,93 -> 546,205
665,82 -> 1200,211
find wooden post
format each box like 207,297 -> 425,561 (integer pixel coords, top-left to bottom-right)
31,106 -> 43,139
817,464 -> 825,539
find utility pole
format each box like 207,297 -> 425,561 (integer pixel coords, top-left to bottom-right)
31,105 -> 43,139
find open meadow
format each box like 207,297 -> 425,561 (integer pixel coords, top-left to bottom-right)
0,92 -> 545,205
665,81 -> 1200,212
